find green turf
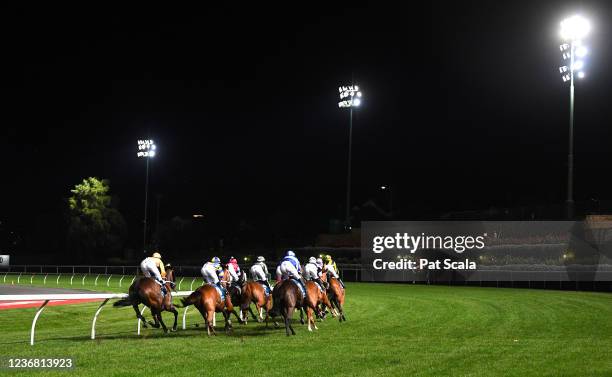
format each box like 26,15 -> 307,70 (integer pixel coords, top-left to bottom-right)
1,282 -> 612,377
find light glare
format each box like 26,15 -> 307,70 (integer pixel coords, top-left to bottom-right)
560,15 -> 591,41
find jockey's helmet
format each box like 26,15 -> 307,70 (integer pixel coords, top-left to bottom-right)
211,256 -> 220,264
229,257 -> 238,265
286,250 -> 296,257
257,256 -> 265,262
308,257 -> 317,264
152,252 -> 162,259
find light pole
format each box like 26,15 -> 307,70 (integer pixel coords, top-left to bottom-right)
137,139 -> 156,252
558,15 -> 590,219
338,84 -> 362,230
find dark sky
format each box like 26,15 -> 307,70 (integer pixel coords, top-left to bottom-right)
2,2 -> 612,239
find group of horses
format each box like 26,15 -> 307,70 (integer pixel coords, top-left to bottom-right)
114,264 -> 346,336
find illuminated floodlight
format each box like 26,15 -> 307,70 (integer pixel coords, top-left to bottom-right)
338,85 -> 363,108
560,15 -> 591,41
575,46 -> 588,57
559,66 -> 569,73
559,43 -> 570,51
137,139 -> 156,158
572,60 -> 584,70
577,71 -> 585,79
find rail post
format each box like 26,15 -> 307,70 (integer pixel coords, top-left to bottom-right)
95,274 -> 100,286
30,300 -> 50,345
182,306 -> 189,330
106,275 -> 112,287
119,275 -> 125,288
91,298 -> 111,340
137,306 -> 147,335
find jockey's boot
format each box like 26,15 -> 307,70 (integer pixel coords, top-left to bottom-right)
339,279 -> 345,289
156,278 -> 167,295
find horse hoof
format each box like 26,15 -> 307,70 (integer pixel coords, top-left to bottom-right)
171,327 -> 177,332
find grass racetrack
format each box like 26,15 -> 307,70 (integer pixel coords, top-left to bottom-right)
1,282 -> 612,376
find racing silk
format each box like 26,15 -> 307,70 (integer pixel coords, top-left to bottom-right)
281,255 -> 301,272
326,261 -> 339,278
303,262 -> 319,280
229,260 -> 241,275
148,257 -> 166,278
226,263 -> 240,282
257,262 -> 268,275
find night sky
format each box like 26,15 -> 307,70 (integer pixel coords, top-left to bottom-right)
2,2 -> 612,246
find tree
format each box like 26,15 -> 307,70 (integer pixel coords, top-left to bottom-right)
67,177 -> 127,262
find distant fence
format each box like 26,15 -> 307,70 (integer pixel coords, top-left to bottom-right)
4,263 -> 610,291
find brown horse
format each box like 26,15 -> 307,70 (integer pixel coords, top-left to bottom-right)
270,278 -> 319,336
179,267 -> 243,336
327,276 -> 346,322
303,280 -> 334,331
113,267 -> 178,332
239,280 -> 273,324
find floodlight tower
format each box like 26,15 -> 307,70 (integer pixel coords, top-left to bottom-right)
137,139 -> 156,251
558,15 -> 590,219
338,84 -> 362,230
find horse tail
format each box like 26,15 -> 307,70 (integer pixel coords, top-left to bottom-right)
113,297 -> 134,307
179,290 -> 201,308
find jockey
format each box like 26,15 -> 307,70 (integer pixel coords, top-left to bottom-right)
226,257 -> 242,294
250,256 -> 271,291
279,250 -> 306,286
201,257 -> 224,291
316,257 -> 324,274
140,251 -> 167,294
324,254 -> 345,288
304,256 -> 326,290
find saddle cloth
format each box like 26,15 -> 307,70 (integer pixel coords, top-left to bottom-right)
290,278 -> 306,297
208,283 -> 225,301
257,281 -> 271,296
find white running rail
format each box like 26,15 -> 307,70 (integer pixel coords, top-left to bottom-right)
0,291 -> 193,345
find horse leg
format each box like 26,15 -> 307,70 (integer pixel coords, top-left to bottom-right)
223,309 -> 232,334
284,305 -> 295,336
299,307 -> 305,325
148,308 -> 160,328
156,310 -> 169,333
230,308 -> 243,324
249,304 -> 259,322
132,304 -> 148,328
167,306 -> 179,332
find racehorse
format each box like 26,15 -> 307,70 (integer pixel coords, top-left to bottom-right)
179,266 -> 243,336
270,278 -> 319,335
327,275 -> 346,322
302,279 -> 334,331
239,279 -> 273,324
113,266 -> 178,332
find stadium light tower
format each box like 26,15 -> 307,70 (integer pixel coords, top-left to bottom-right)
558,15 -> 590,219
338,84 -> 362,230
137,139 -> 156,251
